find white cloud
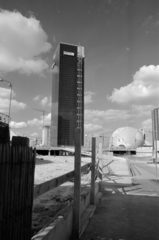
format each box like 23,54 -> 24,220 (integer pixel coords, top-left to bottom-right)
53,35 -> 56,43
41,96 -> 51,107
0,87 -> 15,98
44,113 -> 51,125
142,118 -> 152,129
84,91 -> 96,104
0,86 -> 26,113
84,123 -> 103,133
10,121 -> 27,128
31,132 -> 38,137
27,118 -> 42,127
108,65 -> 159,104
41,97 -> 48,106
33,95 -> 41,101
0,98 -> 26,113
27,113 -> 51,127
12,99 -> 26,111
0,9 -> 52,75
131,105 -> 154,118
104,109 -> 131,120
84,105 -> 154,129
85,109 -> 130,122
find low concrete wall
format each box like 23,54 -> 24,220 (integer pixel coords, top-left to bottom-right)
32,181 -> 101,240
136,147 -> 153,156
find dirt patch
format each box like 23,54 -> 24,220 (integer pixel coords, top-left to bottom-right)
32,156 -> 91,237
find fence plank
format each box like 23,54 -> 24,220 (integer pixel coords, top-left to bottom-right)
90,137 -> 96,205
0,145 -> 5,239
29,148 -> 36,238
0,145 -> 2,240
14,146 -> 19,239
7,145 -> 12,239
17,146 -> 21,239
6,144 -> 10,236
33,162 -> 90,199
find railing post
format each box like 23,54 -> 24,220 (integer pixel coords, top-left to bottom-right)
98,143 -> 103,180
155,139 -> 158,181
90,137 -> 96,205
72,128 -> 81,239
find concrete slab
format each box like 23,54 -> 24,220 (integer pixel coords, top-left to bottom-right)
99,156 -> 132,193
107,156 -> 130,176
102,175 -> 132,185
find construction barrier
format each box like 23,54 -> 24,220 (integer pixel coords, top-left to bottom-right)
0,143 -> 36,240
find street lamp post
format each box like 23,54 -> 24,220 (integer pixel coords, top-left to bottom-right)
0,78 -> 12,123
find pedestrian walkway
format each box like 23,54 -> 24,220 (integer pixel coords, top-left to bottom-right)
101,156 -> 132,187
80,158 -> 159,240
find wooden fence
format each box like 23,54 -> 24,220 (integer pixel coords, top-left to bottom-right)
0,130 -> 107,240
33,163 -> 90,199
0,144 -> 36,240
32,129 -> 96,240
32,131 -> 114,239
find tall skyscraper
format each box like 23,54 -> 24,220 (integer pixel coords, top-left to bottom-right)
50,43 -> 84,146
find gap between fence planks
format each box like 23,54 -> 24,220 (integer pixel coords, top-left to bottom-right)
33,162 -> 90,199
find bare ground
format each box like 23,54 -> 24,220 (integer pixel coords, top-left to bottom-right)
32,155 -> 91,236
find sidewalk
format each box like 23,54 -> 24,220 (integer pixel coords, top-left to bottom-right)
80,158 -> 159,240
101,156 -> 132,188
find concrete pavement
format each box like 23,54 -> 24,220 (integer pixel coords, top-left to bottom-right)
100,156 -> 132,187
80,156 -> 159,240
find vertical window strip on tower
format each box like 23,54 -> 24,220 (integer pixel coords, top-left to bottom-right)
77,49 -> 83,129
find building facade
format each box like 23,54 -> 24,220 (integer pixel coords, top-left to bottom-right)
42,126 -> 51,147
50,43 -> 84,146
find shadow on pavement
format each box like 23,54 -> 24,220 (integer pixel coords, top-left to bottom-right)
80,180 -> 159,240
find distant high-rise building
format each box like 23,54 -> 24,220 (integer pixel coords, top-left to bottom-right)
50,43 -> 84,146
42,126 -> 50,147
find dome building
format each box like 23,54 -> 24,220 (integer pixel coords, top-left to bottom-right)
109,127 -> 145,149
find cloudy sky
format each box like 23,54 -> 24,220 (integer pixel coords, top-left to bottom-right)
0,0 -> 159,144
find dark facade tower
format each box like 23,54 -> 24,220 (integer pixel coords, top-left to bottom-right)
50,43 -> 84,146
